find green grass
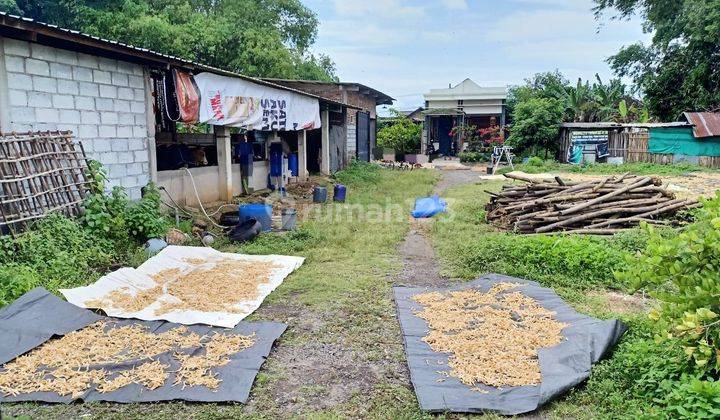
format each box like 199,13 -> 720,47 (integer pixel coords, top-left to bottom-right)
502,160 -> 714,176
430,179 -> 707,419
3,164 -> 441,420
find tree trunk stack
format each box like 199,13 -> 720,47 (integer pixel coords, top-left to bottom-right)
485,173 -> 701,234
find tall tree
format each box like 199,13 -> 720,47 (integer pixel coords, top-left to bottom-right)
1,0 -> 338,81
594,0 -> 720,121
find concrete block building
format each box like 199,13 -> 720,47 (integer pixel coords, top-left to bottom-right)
0,12 -> 352,205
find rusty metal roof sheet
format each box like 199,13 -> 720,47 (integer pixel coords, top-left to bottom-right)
683,112 -> 720,138
0,12 -> 350,108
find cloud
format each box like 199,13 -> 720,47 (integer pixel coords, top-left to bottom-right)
330,0 -> 425,19
440,0 -> 468,10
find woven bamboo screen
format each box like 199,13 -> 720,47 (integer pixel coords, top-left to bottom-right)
0,131 -> 90,235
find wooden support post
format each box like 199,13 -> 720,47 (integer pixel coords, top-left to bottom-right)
298,130 -> 308,181
321,109 -> 330,175
215,125 -> 233,202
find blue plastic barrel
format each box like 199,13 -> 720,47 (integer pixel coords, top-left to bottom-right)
239,204 -> 273,232
313,186 -> 327,203
333,184 -> 347,202
288,153 -> 299,177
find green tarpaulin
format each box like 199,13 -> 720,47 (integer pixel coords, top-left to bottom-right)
649,128 -> 720,156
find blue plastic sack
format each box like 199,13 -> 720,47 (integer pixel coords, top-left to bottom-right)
411,195 -> 447,218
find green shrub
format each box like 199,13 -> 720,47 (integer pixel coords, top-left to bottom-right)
527,156 -> 544,166
617,194 -> 720,372
0,214 -> 115,305
458,151 -> 488,163
448,233 -> 630,290
333,160 -> 382,186
376,110 -> 421,153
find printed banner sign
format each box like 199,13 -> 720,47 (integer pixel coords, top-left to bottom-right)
194,72 -> 321,131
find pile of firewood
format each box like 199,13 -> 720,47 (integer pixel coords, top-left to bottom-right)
485,173 -> 701,234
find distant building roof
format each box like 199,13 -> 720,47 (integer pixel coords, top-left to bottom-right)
561,122 -> 692,129
683,112 -> 720,138
263,78 -> 394,105
0,12 -> 349,108
424,78 -> 507,101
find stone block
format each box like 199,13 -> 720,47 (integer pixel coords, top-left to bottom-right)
4,55 -> 24,72
111,140 -> 128,151
99,125 -> 117,138
133,126 -> 148,137
57,80 -> 79,95
128,75 -> 144,88
95,98 -> 114,111
7,73 -> 31,90
59,109 -> 81,122
128,138 -> 145,150
79,125 -> 99,139
77,53 -> 99,69
100,152 -> 118,165
27,92 -> 52,108
130,101 -> 144,113
3,39 -> 30,57
8,90 -> 27,107
98,58 -> 117,72
79,82 -> 99,97
75,96 -> 95,111
112,72 -> 129,87
72,66 -> 93,82
118,112 -> 134,125
118,87 -> 134,100
35,108 -> 60,123
93,69 -> 111,84
52,94 -> 75,109
50,62 -> 73,79
25,58 -> 50,76
118,151 -> 134,164
117,126 -> 133,138
114,100 -> 130,112
133,88 -> 145,101
99,84 -> 117,98
10,107 -> 34,123
55,49 -> 78,65
133,150 -> 149,163
30,44 -> 56,62
81,111 -> 100,125
32,76 -> 57,93
101,112 -> 119,125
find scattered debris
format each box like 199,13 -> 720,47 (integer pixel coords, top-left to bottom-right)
166,228 -> 190,245
412,282 -> 566,388
485,172 -> 701,234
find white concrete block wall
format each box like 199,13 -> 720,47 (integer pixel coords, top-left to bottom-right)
1,37 -> 151,199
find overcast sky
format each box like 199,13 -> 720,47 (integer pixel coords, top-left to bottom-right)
302,0 -> 650,112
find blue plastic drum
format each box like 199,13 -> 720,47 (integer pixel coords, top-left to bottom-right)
239,204 -> 273,232
333,184 -> 347,202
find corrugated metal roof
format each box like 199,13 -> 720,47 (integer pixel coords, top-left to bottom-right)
263,78 -> 395,105
683,112 -> 720,138
0,12 -> 349,108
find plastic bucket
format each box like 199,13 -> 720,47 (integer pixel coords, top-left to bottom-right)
333,184 -> 347,202
313,186 -> 327,203
281,208 -> 297,230
288,153 -> 299,176
239,204 -> 273,232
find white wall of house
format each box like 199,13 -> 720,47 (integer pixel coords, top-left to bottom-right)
424,79 -> 507,117
0,37 -> 152,199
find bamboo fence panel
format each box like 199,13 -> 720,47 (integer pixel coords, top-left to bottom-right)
0,131 -> 90,235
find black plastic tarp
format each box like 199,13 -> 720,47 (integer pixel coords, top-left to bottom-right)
0,287 -> 286,404
393,274 -> 627,415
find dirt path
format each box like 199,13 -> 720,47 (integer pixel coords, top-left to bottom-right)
398,169 -> 478,288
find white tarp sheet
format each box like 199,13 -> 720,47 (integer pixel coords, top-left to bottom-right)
194,72 -> 321,130
60,246 -> 304,328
